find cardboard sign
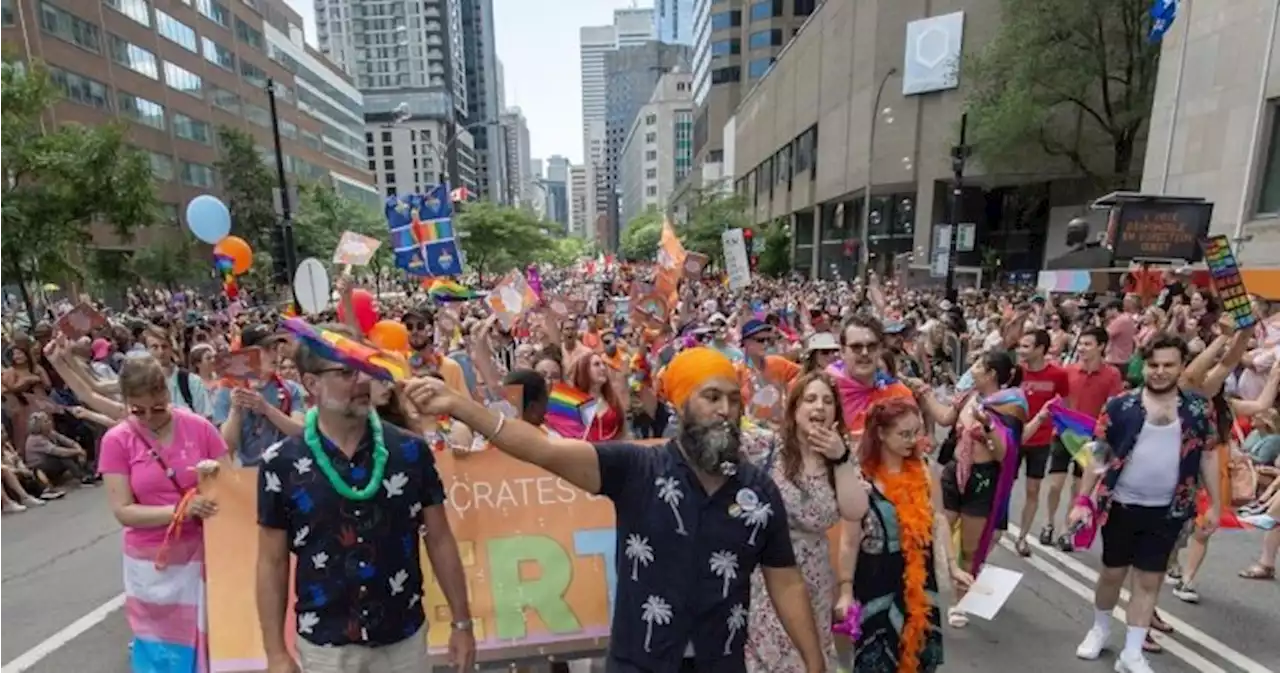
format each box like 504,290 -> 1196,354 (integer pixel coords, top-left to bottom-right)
683,252 -> 710,277
633,293 -> 670,329
1203,235 -> 1258,330
485,271 -> 540,330
56,303 -> 108,339
333,231 -> 382,266
214,347 -> 263,382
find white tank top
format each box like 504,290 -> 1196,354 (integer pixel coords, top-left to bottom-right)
1113,418 -> 1182,507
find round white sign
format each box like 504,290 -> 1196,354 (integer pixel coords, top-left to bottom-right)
293,257 -> 331,315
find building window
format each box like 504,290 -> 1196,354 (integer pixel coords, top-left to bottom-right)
243,103 -> 270,127
748,57 -> 775,79
173,112 -> 212,144
645,150 -> 657,161
163,61 -> 202,98
382,131 -> 392,142
209,85 -> 239,113
645,168 -> 657,179
149,151 -> 174,181
107,35 -> 158,79
47,67 -> 111,109
646,185 -> 658,197
748,29 -> 782,49
156,10 -> 196,51
240,60 -> 268,88
40,2 -> 102,52
386,172 -> 396,183
711,38 -> 740,56
195,0 -> 228,26
368,159 -> 376,171
384,159 -> 394,170
386,186 -> 397,196
235,17 -> 264,50
794,125 -> 816,175
646,114 -> 657,125
709,10 -> 739,31
180,160 -> 216,188
104,0 -> 150,26
2,0 -> 13,25
117,91 -> 165,130
775,144 -> 792,186
645,132 -> 657,143
749,0 -> 782,21
1258,106 -> 1280,215
794,0 -> 817,16
711,66 -> 741,84
280,120 -> 297,138
202,37 -> 235,70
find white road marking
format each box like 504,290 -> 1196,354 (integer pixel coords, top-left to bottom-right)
1007,524 -> 1273,673
1,593 -> 125,673
995,536 -> 1227,673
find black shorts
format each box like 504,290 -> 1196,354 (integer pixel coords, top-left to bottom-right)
1048,436 -> 1086,477
1100,502 -> 1184,573
1019,444 -> 1051,480
941,460 -> 1001,518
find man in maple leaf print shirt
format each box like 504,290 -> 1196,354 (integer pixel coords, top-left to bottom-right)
405,347 -> 826,673
255,325 -> 474,673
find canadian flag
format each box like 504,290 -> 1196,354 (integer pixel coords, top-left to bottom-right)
450,186 -> 470,202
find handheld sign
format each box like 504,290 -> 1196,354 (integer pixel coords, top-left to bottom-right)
293,257 -> 331,315
1202,235 -> 1257,330
333,231 -> 382,267
215,347 -> 263,387
56,302 -> 108,339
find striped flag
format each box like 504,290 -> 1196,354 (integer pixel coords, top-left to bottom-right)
385,184 -> 464,277
1149,0 -> 1178,42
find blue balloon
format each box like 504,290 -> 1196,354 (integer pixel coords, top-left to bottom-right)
185,195 -> 231,244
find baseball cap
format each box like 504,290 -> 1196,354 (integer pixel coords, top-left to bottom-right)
91,338 -> 112,361
805,332 -> 840,353
741,319 -> 774,340
241,324 -> 285,349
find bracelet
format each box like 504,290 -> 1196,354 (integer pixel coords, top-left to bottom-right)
490,414 -> 506,440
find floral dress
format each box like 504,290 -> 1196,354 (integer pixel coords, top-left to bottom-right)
744,440 -> 840,673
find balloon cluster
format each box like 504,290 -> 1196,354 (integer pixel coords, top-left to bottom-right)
336,288 -> 411,354
186,195 -> 254,298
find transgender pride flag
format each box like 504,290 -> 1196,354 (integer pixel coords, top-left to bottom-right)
124,535 -> 207,673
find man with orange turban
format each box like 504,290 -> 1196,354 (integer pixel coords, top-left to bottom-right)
404,351 -> 827,673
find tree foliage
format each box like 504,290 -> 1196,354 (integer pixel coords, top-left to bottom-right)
619,208 -> 663,262
214,126 -> 278,252
131,236 -> 205,290
679,189 -> 754,261
540,236 -> 594,268
292,182 -> 393,292
756,218 -> 792,278
963,0 -> 1159,190
454,202 -> 556,282
1,55 -> 160,324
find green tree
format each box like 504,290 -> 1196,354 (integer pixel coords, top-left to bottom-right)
454,202 -> 555,282
2,55 -> 159,324
619,208 -> 663,261
131,236 -> 204,290
292,181 -> 393,294
540,236 -> 593,268
757,218 -> 792,278
963,0 -> 1159,190
680,189 -> 753,260
214,126 -> 278,251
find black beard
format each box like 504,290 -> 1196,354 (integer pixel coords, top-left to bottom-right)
679,418 -> 742,475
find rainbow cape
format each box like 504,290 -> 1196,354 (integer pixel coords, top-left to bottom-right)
426,278 -> 482,302
546,382 -> 598,439
281,317 -> 410,382
970,387 -> 1028,575
1047,399 -> 1098,469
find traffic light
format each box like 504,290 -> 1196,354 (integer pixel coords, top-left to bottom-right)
270,225 -> 289,285
744,228 -> 757,270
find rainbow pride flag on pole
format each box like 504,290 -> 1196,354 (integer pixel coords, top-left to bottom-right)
546,382 -> 598,439
1048,399 -> 1098,469
426,278 -> 481,302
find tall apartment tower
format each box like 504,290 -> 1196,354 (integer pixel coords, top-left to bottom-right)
499,107 -> 532,208
690,0 -> 816,181
655,0 -> 695,45
569,164 -> 589,238
544,155 -> 571,231
460,0 -> 504,203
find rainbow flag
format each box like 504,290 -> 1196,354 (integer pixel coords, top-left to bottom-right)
546,382 -> 597,439
427,278 -> 481,302
281,317 -> 409,382
1048,399 -> 1097,468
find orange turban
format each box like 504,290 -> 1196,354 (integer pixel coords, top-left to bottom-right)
658,347 -> 737,409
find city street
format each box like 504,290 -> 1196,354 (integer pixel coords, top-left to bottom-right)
2,473 -> 1276,673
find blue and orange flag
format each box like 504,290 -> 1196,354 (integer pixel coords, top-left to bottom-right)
386,184 -> 464,277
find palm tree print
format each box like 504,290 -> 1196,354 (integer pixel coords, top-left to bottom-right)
641,595 -> 673,653
744,502 -> 773,546
723,603 -> 748,655
655,476 -> 687,535
625,534 -> 655,581
709,550 -> 739,598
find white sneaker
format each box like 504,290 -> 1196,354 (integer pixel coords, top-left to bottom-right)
21,496 -> 45,507
2,502 -> 28,514
1076,626 -> 1109,660
1172,581 -> 1200,603
1115,650 -> 1156,673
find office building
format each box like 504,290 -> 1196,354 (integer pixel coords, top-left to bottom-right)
692,0 -> 817,185
570,163 -> 589,237
366,119 -> 474,197
1,0 -> 379,249
545,155 -> 571,230
460,0 -> 504,203
619,70 -> 694,228
604,42 -> 690,249
655,0 -> 694,45
499,106 -> 532,207
530,157 -> 544,181
580,7 -> 655,243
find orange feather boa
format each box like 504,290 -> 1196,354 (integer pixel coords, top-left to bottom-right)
871,457 -> 934,673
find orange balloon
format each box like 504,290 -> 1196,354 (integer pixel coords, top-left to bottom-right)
213,235 -> 253,275
367,319 -> 410,353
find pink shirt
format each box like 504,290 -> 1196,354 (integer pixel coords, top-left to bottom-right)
1105,313 -> 1137,365
98,408 -> 228,549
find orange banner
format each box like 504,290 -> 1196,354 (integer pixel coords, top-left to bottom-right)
204,451 -> 619,672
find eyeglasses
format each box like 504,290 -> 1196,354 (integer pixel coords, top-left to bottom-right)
405,322 -> 431,332
845,341 -> 880,353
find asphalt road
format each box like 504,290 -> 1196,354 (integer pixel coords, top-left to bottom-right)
2,472 -> 1276,673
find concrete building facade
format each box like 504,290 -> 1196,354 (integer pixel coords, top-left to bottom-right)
620,70 -> 695,229
460,0 -> 505,203
545,154 -> 571,231
569,163 -> 589,237
1,0 -> 378,249
365,119 -> 473,197
655,0 -> 694,45
498,106 -> 532,208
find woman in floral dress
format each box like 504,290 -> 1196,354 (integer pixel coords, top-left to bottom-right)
745,372 -> 865,673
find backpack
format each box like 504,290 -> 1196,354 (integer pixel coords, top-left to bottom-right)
175,368 -> 194,410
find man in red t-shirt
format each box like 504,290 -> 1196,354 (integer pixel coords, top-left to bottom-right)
1045,326 -> 1124,551
1012,329 -> 1071,556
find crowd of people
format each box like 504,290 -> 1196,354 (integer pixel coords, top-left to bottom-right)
3,260 -> 1279,673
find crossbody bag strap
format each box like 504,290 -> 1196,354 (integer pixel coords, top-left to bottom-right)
128,420 -> 188,495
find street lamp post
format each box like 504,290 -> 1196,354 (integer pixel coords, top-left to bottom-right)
859,68 -> 898,279
266,78 -> 298,294
944,113 -> 970,301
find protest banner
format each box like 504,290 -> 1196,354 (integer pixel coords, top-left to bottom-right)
204,450 -> 619,672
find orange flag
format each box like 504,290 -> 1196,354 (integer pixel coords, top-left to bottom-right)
656,216 -> 687,303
